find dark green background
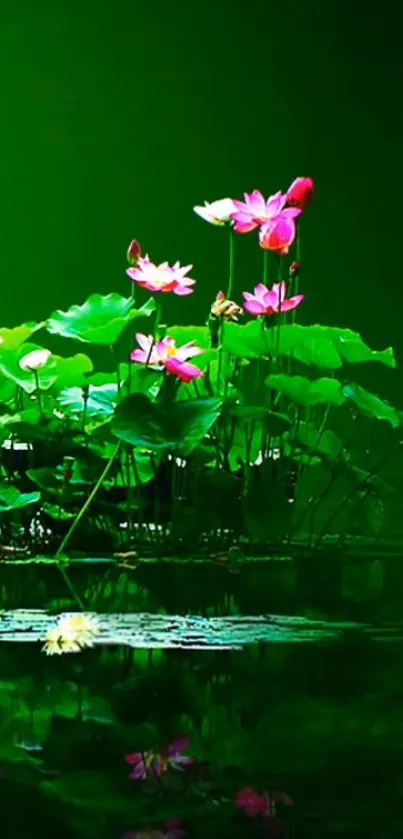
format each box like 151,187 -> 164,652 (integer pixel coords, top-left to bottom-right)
2,0 -> 402,396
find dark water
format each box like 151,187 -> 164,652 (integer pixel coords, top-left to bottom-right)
1,599 -> 403,839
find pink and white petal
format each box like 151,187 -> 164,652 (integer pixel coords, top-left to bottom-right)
135,333 -> 153,352
124,752 -> 143,765
165,358 -> 203,382
233,219 -> 258,233
265,191 -> 287,217
130,349 -> 148,364
245,190 -> 265,206
262,289 -> 280,309
280,294 -> 304,312
253,282 -> 270,299
243,299 -> 266,316
172,284 -> 194,296
282,206 -> 302,220
242,291 -> 257,302
176,344 -> 204,361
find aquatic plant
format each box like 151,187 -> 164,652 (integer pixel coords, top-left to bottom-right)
0,175 -> 400,587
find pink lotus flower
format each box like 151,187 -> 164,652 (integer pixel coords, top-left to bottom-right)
131,334 -> 204,383
259,213 -> 298,254
243,282 -> 304,317
193,197 -> 236,225
125,739 -> 195,781
127,239 -> 142,266
236,786 -> 270,817
286,176 -> 314,209
127,256 -> 196,296
230,190 -> 301,235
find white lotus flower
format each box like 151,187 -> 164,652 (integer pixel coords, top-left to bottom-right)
193,197 -> 236,226
19,349 -> 51,373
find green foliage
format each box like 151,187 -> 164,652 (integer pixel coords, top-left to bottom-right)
224,322 -> 396,369
266,374 -> 346,407
0,321 -> 45,349
111,393 -> 221,455
47,294 -> 155,345
343,382 -> 402,427
0,343 -> 93,394
0,483 -> 41,512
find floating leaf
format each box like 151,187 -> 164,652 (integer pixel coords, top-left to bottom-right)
0,321 -> 45,350
111,393 -> 221,455
342,383 -> 402,427
266,374 -> 346,407
47,294 -> 155,345
0,483 -> 40,512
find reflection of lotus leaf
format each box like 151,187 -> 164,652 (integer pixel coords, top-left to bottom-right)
47,294 -> 155,345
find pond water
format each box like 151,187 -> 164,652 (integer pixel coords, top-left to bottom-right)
0,605 -> 402,839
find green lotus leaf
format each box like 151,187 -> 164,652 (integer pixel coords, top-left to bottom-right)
266,374 -> 346,407
327,327 -> 396,367
58,383 -> 119,421
343,382 -> 402,427
0,483 -> 41,512
167,325 -> 211,349
223,321 -> 266,358
47,294 -> 155,345
0,321 -> 45,350
283,421 -> 343,460
115,450 -> 156,487
0,343 -> 93,394
111,393 -> 222,455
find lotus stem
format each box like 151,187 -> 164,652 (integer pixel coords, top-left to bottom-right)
226,226 -> 235,300
33,371 -> 43,417
314,437 -> 403,547
55,441 -> 122,558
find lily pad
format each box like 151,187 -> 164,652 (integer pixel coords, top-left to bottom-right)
47,294 -> 155,345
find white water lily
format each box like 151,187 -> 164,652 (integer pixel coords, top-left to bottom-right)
19,349 -> 51,373
193,197 -> 236,226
